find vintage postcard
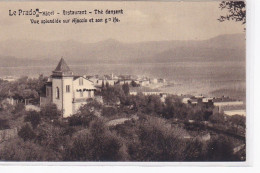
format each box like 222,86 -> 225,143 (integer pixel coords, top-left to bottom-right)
0,0 -> 247,165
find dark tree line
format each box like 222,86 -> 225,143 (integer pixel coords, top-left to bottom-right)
219,1 -> 246,25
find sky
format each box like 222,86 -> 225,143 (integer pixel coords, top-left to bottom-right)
0,1 -> 245,43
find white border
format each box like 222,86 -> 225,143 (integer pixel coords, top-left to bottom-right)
0,0 -> 257,168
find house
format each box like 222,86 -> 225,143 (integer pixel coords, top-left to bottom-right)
119,80 -> 132,85
224,110 -> 246,116
139,80 -> 150,86
158,78 -> 166,83
40,58 -> 96,117
89,74 -> 119,87
149,78 -> 158,84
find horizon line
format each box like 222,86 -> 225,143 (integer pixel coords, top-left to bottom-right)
0,33 -> 245,44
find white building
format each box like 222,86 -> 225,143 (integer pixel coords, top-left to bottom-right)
224,110 -> 246,116
149,78 -> 158,84
40,58 -> 96,117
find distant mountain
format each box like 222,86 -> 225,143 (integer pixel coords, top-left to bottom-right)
0,33 -> 245,67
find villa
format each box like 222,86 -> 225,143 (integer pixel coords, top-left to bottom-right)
40,58 -> 96,117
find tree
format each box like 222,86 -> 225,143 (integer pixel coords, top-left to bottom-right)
229,115 -> 246,133
206,135 -> 239,161
131,80 -> 139,87
105,81 -> 109,88
64,119 -> 124,161
163,95 -> 188,119
145,95 -> 163,115
12,102 -> 25,114
24,111 -> 41,129
40,103 -> 61,119
18,124 -> 36,141
209,113 -> 226,124
218,1 -> 246,25
122,83 -> 130,95
0,118 -> 10,130
101,85 -> 125,104
102,80 -> 105,88
128,116 -> 188,161
102,106 -> 118,118
68,99 -> 102,127
0,138 -> 61,161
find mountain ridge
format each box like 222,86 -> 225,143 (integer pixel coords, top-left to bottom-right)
0,33 -> 245,67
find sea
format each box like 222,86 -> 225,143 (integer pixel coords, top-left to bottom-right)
0,61 -> 246,101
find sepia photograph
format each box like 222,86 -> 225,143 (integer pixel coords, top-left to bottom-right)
0,0 -> 247,163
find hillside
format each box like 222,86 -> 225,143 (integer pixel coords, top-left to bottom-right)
0,33 -> 245,67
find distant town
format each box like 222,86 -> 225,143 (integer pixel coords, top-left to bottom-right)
0,68 -> 246,118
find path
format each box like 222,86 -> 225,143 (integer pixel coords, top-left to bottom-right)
106,115 -> 138,127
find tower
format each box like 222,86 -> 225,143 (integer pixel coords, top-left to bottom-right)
51,58 -> 74,117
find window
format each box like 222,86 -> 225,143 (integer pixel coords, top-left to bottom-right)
46,88 -> 49,97
80,91 -> 83,97
88,91 -> 91,98
56,87 -> 59,99
79,78 -> 83,85
66,85 -> 70,93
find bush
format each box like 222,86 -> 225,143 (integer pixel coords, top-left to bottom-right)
209,113 -> 226,124
0,138 -> 61,161
40,103 -> 61,119
35,122 -> 67,152
229,115 -> 246,128
68,114 -> 95,127
163,96 -> 189,119
183,139 -> 205,161
18,124 -> 36,141
102,106 -> 118,117
0,118 -> 10,130
128,116 -> 188,161
65,119 -> 124,161
205,135 -> 239,161
12,103 -> 25,114
24,111 -> 41,129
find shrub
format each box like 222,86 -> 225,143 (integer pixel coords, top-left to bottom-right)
229,115 -> 246,128
12,103 -> 25,114
183,139 -> 205,161
0,138 -> 61,161
0,118 -> 10,130
68,115 -> 93,127
209,113 -> 226,124
35,122 -> 67,152
40,103 -> 61,119
205,135 -> 239,161
102,106 -> 118,117
18,124 -> 36,141
24,111 -> 41,129
65,119 -> 124,161
128,116 -> 188,161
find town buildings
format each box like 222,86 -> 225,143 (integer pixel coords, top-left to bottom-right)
182,95 -> 245,116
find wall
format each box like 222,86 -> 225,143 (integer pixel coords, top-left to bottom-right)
52,78 -> 63,111
72,77 -> 95,115
52,77 -> 74,117
73,77 -> 95,99
62,77 -> 74,117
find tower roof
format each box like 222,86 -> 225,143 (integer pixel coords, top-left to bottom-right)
54,58 -> 71,72
52,58 -> 73,77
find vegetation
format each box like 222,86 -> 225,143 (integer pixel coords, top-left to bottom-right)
0,78 -> 246,161
218,1 -> 246,25
0,75 -> 47,104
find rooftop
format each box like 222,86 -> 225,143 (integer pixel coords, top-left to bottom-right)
52,58 -> 74,77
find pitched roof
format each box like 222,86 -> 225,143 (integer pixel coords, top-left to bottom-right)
54,58 -> 71,72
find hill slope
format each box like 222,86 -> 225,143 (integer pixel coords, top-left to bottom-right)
0,33 -> 245,67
